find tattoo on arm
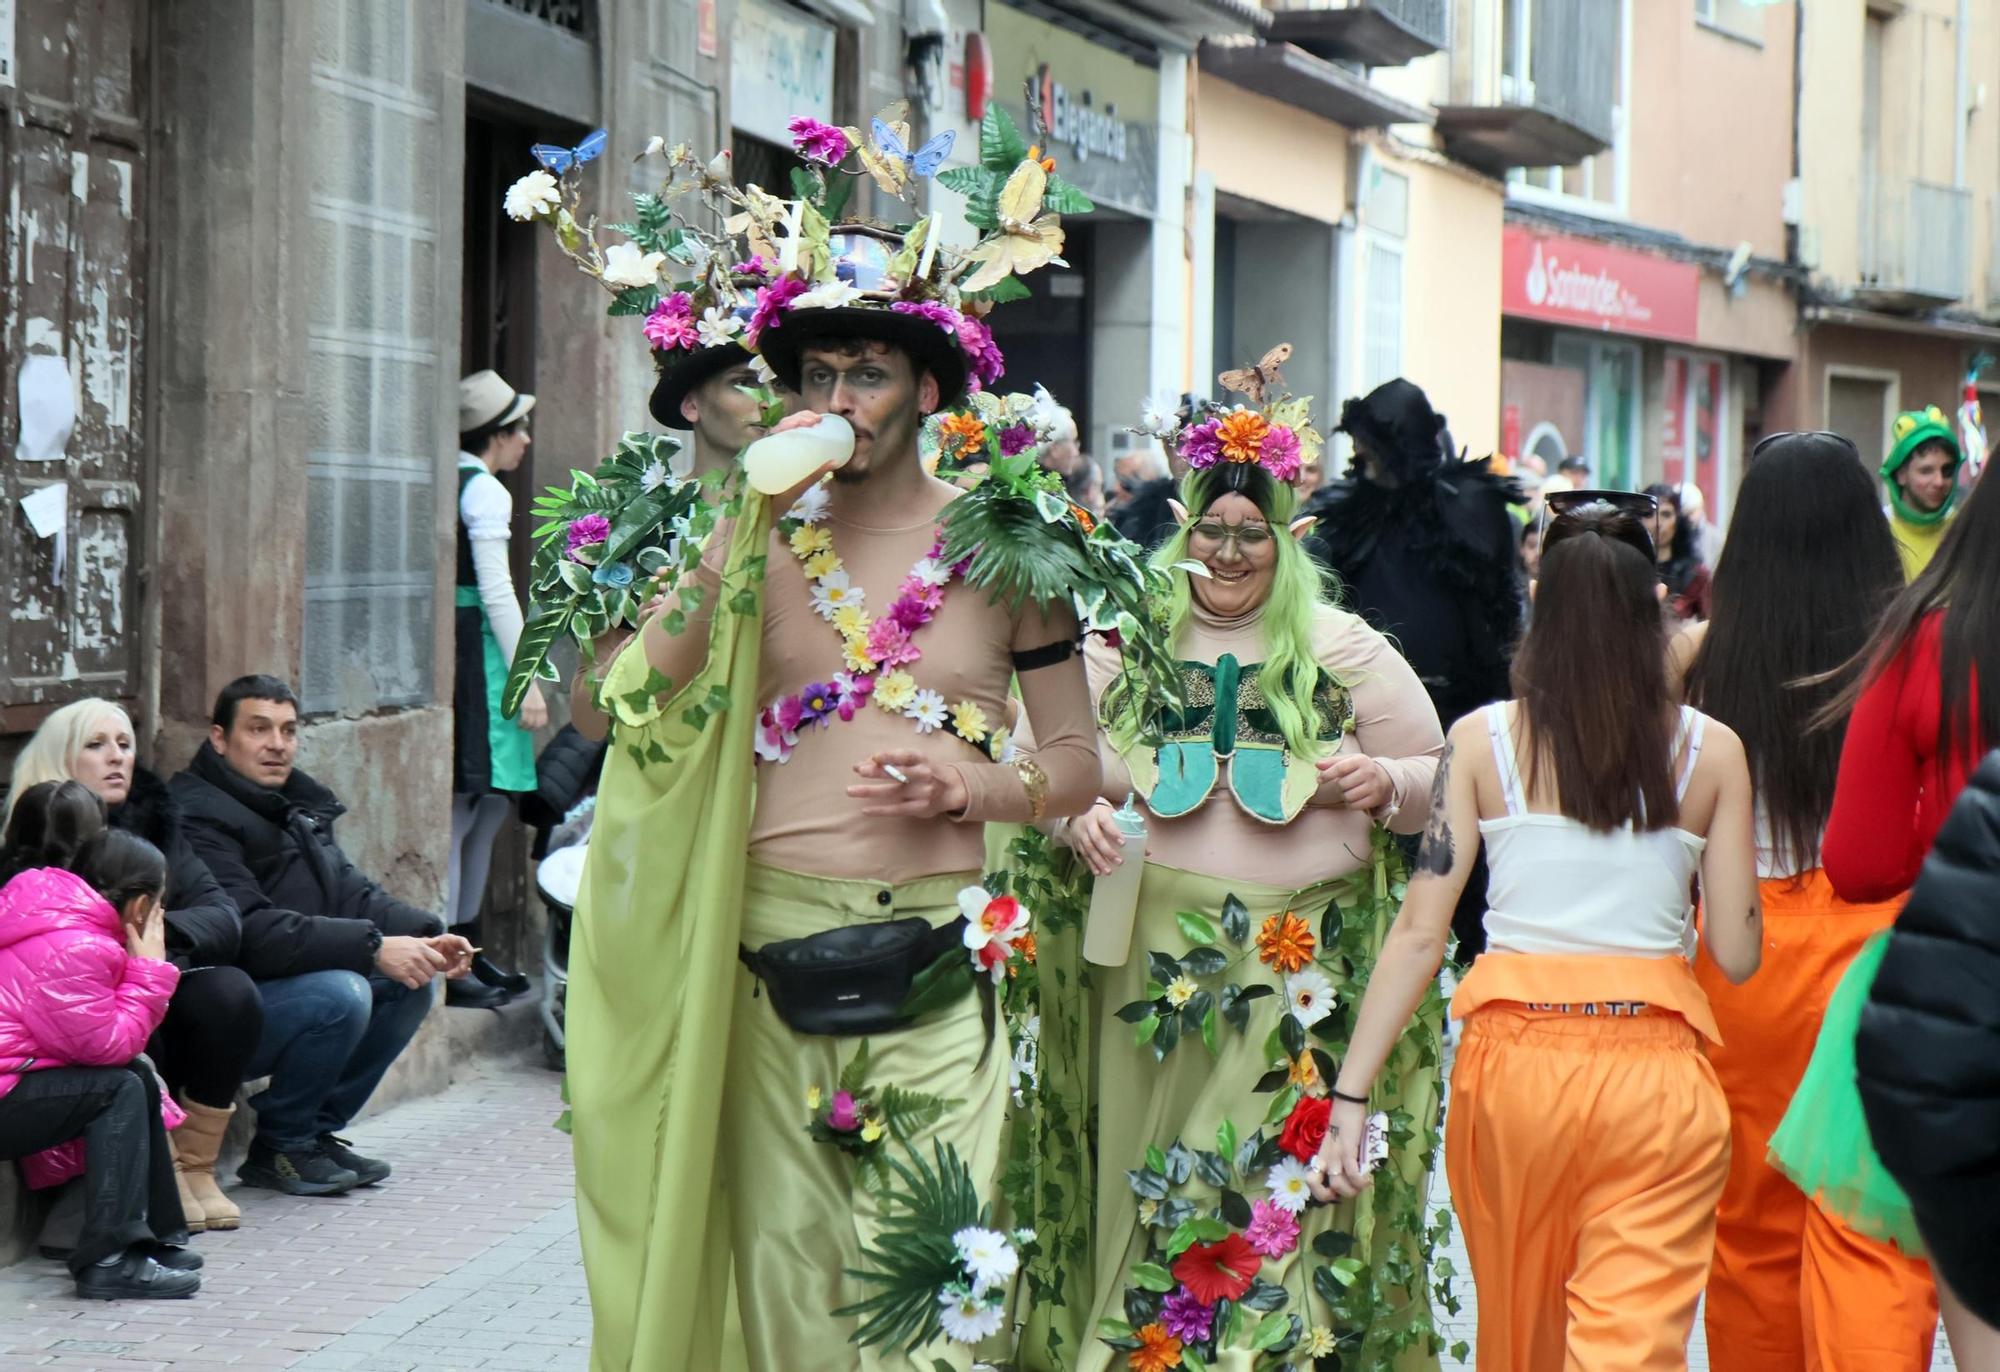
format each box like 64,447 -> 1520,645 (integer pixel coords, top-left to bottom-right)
1413,740 -> 1455,878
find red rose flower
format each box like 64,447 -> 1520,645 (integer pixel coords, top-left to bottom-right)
1169,1232 -> 1259,1306
1278,1095 -> 1332,1164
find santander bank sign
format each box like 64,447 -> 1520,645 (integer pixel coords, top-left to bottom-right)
1502,225 -> 1700,344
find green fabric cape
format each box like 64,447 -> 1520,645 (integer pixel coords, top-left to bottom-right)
566,501 -> 769,1370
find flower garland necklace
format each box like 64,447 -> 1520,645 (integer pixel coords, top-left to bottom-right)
755,485 -> 1004,764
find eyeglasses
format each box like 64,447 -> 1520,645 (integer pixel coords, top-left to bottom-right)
1751,430 -> 1859,459
1188,519 -> 1275,555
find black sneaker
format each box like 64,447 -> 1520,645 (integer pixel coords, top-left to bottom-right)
316,1133 -> 391,1187
144,1242 -> 204,1272
76,1252 -> 201,1300
237,1140 -> 361,1196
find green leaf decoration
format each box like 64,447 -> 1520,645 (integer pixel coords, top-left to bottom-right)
1175,909 -> 1219,946
1312,1229 -> 1356,1260
1125,1166 -> 1169,1201
501,605 -> 574,718
879,1084 -> 962,1142
1042,173 -> 1095,215
979,104 -> 1029,170
822,169 -> 856,222
1218,1187 -> 1252,1228
606,285 -> 660,317
838,1040 -> 873,1096
1133,1012 -> 1159,1047
832,1140 -> 989,1351
897,949 -> 976,1023
1250,1311 -> 1293,1352
1129,1262 -> 1175,1293
1145,1145 -> 1168,1175
1200,1004 -> 1219,1056
1181,946 -> 1228,978
1096,1319 -> 1134,1340
936,165 -> 996,198
967,273 -> 1031,304
1114,999 -> 1158,1024
1278,1011 -> 1306,1059
1221,894 -> 1251,945
1217,1118 -> 1239,1162
1238,1277 -> 1288,1313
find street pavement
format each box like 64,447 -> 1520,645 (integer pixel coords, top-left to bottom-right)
0,1042 -> 1960,1369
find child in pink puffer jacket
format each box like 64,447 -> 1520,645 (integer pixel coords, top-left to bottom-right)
0,781 -> 201,1299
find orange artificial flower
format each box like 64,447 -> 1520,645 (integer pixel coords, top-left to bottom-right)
1129,1323 -> 1184,1372
1256,911 -> 1315,973
1016,930 -> 1038,964
1069,501 -> 1098,533
938,411 -> 988,459
1288,1050 -> 1322,1090
1216,410 -> 1271,464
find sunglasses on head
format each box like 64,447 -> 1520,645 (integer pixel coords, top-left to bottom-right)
1538,488 -> 1659,560
1750,430 -> 1860,460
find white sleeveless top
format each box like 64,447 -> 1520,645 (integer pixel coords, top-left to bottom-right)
1479,703 -> 1708,960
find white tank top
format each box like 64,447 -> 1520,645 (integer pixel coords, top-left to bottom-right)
1478,702 -> 1709,960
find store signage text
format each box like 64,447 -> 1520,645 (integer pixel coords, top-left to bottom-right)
1037,64 -> 1129,164
1501,226 -> 1700,343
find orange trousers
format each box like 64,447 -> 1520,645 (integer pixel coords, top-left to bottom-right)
1695,872 -> 1938,1372
1448,1005 -> 1729,1371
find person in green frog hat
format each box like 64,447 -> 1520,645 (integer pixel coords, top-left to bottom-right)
1880,405 -> 1962,580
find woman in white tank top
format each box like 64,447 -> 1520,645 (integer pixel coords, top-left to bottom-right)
1307,495 -> 1761,1371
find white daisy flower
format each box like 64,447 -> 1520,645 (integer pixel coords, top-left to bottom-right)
502,170 -> 561,222
910,556 -> 951,587
787,484 -> 831,525
952,1226 -> 1020,1293
808,571 -> 863,620
1266,1156 -> 1315,1214
602,241 -> 668,289
1284,967 -> 1338,1030
794,281 -> 865,310
908,689 -> 949,733
1164,975 -> 1198,1008
696,307 -> 745,349
639,458 -> 671,494
936,1285 -> 1006,1344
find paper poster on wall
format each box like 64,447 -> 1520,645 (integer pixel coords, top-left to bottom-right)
15,354 -> 76,462
0,0 -> 15,89
19,481 -> 68,586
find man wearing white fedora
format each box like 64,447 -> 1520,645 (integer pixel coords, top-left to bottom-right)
449,369 -> 541,1009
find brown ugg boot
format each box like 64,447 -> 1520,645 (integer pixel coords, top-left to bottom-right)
172,1098 -> 241,1231
169,1134 -> 207,1234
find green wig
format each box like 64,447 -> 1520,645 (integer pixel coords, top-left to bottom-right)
1104,462 -> 1339,756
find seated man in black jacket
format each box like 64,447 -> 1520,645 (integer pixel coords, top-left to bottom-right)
171,676 -> 477,1196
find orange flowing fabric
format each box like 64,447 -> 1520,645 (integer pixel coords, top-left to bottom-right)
1448,956 -> 1729,1372
1694,872 -> 1938,1372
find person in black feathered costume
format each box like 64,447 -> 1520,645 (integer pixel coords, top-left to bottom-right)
1303,378 -> 1524,957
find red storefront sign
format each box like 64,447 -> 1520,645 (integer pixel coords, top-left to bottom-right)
1502,226 -> 1701,344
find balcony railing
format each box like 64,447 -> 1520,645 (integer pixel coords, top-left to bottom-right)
1264,0 -> 1449,65
1435,0 -> 1616,172
1857,177 -> 1971,307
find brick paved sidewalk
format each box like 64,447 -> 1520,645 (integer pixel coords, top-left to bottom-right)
0,1058 -> 577,1370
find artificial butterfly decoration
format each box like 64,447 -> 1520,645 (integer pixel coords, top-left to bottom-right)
532,128 -> 609,176
874,119 -> 955,178
958,160 -> 1066,293
856,104 -> 956,196
1219,343 -> 1293,405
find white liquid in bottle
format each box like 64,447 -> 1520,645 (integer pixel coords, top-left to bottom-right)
741,414 -> 856,495
1083,795 -> 1150,967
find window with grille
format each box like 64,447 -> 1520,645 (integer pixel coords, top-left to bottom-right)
301,0 -> 445,715
1361,236 -> 1405,394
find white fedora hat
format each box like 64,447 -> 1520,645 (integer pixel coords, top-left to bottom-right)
458,369 -> 536,433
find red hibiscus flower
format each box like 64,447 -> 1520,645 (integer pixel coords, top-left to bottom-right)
1169,1232 -> 1259,1306
1278,1095 -> 1332,1163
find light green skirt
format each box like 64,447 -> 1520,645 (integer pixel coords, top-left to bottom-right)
1079,851 -> 1446,1372
720,862 -> 1007,1372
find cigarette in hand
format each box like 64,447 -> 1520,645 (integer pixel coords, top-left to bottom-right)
882,764 -> 910,784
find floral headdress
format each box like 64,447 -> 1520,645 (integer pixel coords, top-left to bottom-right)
1167,342 -> 1325,485
924,386 -> 1070,474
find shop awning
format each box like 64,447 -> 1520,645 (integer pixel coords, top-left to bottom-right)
1804,303 -> 2000,345
1266,2 -> 1448,66
1198,40 -> 1432,129
1043,0 -> 1268,53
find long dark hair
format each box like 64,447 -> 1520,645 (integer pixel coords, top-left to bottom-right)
1685,436 -> 1902,872
1825,463 -> 2000,763
1514,505 -> 1677,830
0,780 -> 107,885
69,829 -> 167,922
1642,482 -> 1696,563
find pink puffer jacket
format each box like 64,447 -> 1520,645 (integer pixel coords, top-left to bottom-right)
0,868 -> 180,1186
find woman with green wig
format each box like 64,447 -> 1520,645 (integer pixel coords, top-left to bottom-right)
1061,373 -> 1450,1371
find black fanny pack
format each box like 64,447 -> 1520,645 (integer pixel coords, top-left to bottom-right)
739,916 -> 972,1037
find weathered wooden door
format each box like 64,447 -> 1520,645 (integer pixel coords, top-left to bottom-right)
0,0 -> 147,733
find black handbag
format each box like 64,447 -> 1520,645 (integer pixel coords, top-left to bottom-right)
738,916 -> 971,1037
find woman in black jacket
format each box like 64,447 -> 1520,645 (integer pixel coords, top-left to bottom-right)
1857,751 -> 2000,1361
5,700 -> 262,1233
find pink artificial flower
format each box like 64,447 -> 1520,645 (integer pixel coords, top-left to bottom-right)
642,292 -> 700,351
831,671 -> 873,721
954,314 -> 1006,388
565,514 -> 612,560
754,706 -> 796,764
787,116 -> 851,165
1178,418 -> 1223,469
1244,1200 -> 1300,1259
1259,424 -> 1302,482
774,695 -> 806,735
748,276 -> 810,345
998,423 -> 1037,457
865,617 -> 920,669
826,1091 -> 861,1132
732,255 -> 773,281
890,300 -> 962,334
